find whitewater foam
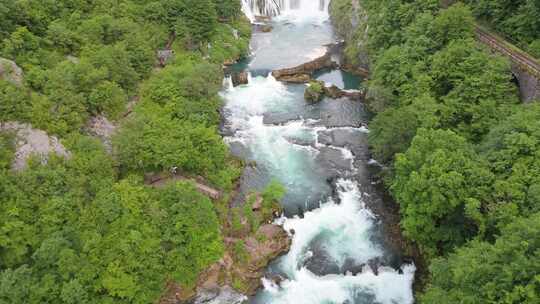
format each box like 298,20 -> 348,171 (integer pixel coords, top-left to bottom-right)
256,180 -> 415,304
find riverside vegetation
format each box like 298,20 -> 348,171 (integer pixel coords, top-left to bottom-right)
0,1 -> 287,303
331,0 -> 539,303
463,0 -> 540,58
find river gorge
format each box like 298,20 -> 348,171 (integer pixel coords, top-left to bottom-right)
219,1 -> 416,303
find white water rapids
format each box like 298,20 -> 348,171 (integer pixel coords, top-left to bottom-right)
242,0 -> 330,23
220,1 -> 416,303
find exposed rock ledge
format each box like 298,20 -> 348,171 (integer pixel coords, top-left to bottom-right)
195,224 -> 291,297
0,122 -> 71,171
85,115 -> 116,153
160,228 -> 291,304
271,52 -> 339,83
0,58 -> 23,86
159,192 -> 292,304
305,80 -> 365,102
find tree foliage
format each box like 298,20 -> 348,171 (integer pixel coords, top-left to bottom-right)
0,0 -> 250,302
392,129 -> 493,254
342,0 -> 539,301
421,213 -> 540,304
464,0 -> 540,57
0,140 -> 223,302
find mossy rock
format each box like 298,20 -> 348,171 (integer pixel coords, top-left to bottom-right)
304,80 -> 324,102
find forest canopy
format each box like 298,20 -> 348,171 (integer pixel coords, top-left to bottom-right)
0,0 -> 249,303
331,0 -> 540,302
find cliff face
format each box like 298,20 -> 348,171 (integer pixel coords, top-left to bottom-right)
329,0 -> 370,71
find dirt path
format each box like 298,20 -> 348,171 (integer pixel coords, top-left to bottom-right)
146,173 -> 222,200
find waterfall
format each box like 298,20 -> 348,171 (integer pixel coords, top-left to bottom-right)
242,0 -> 284,20
242,0 -> 329,22
223,76 -> 234,90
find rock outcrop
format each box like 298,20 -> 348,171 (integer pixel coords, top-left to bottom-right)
324,83 -> 365,100
0,122 -> 71,171
170,189 -> 292,303
329,0 -> 370,73
272,52 -> 339,83
0,58 -> 23,86
85,115 -> 116,153
193,224 -> 291,297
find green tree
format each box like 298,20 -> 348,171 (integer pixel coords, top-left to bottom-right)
429,38 -> 518,140
157,182 -> 224,285
179,0 -> 218,45
87,81 -> 127,119
421,213 -> 540,304
115,107 -> 229,177
0,80 -> 31,122
213,0 -> 241,20
261,180 -> 286,220
478,104 -> 540,232
392,129 -> 493,255
2,26 -> 40,63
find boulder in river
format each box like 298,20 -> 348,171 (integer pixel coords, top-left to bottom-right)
231,71 -> 249,87
305,80 -> 365,102
261,25 -> 273,32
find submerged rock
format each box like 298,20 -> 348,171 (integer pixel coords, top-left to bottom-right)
317,128 -> 368,156
261,25 -> 273,32
284,135 -> 316,148
316,146 -> 354,175
262,112 -> 302,125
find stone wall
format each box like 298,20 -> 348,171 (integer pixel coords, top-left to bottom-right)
512,64 -> 540,103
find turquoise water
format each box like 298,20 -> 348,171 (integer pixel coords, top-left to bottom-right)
314,69 -> 363,90
219,1 -> 416,303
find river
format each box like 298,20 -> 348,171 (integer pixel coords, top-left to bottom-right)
219,1 -> 415,303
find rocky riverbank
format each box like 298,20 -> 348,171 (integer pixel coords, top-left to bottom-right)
158,188 -> 291,304
329,0 -> 370,73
